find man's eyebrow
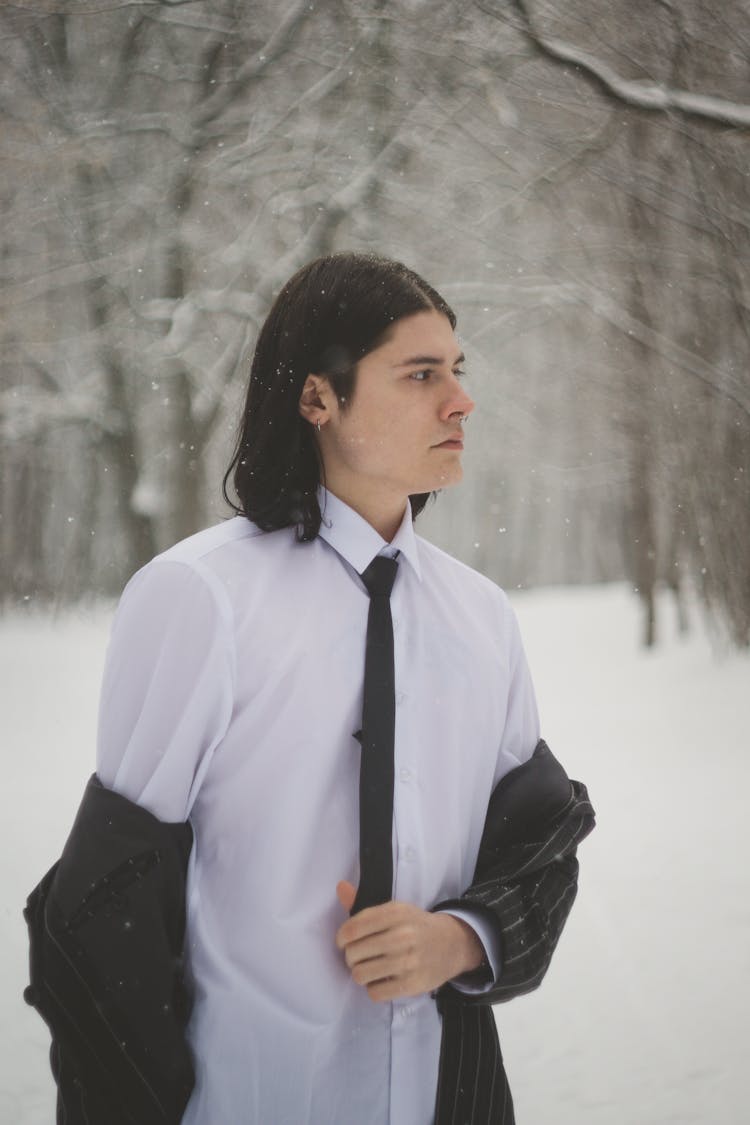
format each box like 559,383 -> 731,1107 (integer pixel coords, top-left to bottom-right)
393,352 -> 465,368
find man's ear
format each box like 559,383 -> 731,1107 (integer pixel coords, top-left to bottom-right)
298,374 -> 331,427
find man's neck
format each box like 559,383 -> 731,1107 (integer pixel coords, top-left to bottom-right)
323,483 -> 408,542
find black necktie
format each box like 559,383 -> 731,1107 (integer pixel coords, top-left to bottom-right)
352,553 -> 399,915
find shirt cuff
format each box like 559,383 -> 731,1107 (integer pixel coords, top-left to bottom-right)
437,908 -> 502,994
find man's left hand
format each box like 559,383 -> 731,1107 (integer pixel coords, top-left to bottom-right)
335,880 -> 485,1003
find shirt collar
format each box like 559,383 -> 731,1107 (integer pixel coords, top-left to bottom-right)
316,487 -> 422,581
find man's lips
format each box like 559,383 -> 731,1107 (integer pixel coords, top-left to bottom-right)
433,434 -> 464,449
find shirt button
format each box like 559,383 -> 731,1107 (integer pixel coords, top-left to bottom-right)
399,767 -> 412,782
405,846 -> 417,862
395,691 -> 406,706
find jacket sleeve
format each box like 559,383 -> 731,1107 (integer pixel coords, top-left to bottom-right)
23,775 -> 195,1125
435,740 -> 596,1008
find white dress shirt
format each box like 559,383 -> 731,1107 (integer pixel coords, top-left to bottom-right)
96,489 -> 540,1125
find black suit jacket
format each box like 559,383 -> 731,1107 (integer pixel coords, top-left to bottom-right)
432,740 -> 595,1124
24,740 -> 594,1125
24,778 -> 194,1125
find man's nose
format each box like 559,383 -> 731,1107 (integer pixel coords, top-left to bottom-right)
442,378 -> 475,420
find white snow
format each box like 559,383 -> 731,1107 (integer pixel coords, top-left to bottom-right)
2,584 -> 748,1124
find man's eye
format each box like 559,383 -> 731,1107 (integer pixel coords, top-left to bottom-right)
410,370 -> 431,382
454,368 -> 467,380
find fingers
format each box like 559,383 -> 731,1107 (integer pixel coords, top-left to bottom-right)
342,924 -> 415,969
350,955 -> 393,988
339,917 -> 423,998
350,956 -> 415,1001
335,900 -> 450,1004
348,944 -> 416,987
366,977 -> 407,1003
336,880 -> 357,913
336,900 -> 405,949
363,966 -> 424,1003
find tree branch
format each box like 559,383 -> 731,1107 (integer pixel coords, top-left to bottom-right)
443,276 -> 750,418
570,279 -> 750,418
215,58 -> 354,173
141,287 -> 265,331
507,0 -> 750,128
190,0 -> 313,133
76,111 -> 192,147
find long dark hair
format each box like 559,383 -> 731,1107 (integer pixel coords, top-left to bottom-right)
223,252 -> 457,540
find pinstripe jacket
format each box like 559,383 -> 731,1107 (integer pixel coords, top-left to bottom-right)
24,739 -> 593,1125
432,739 -> 595,1124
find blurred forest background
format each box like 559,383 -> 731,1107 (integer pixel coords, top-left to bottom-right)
1,0 -> 748,647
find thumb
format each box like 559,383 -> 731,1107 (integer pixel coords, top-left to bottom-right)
336,880 -> 357,914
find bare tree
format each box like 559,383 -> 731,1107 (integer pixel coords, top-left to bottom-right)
1,0 -> 748,647
473,0 -> 750,644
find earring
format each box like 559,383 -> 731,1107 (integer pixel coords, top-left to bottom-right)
316,420 -> 321,433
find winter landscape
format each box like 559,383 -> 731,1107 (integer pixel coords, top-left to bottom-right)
2,3 -> 749,1122
2,582 -> 748,1124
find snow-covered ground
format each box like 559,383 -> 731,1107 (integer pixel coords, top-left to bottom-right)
2,584 -> 748,1124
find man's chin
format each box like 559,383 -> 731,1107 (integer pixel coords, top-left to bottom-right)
422,467 -> 463,491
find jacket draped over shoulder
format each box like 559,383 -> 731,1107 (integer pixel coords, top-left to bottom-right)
24,776 -> 195,1125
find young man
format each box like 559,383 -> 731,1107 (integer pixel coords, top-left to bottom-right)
25,253 -> 594,1124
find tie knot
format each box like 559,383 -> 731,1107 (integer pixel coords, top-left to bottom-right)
360,554 -> 399,599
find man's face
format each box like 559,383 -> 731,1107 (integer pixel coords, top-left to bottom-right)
319,309 -> 475,508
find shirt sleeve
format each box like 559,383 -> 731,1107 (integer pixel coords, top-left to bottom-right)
439,594 -> 542,991
492,595 -> 541,788
96,558 -> 234,823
